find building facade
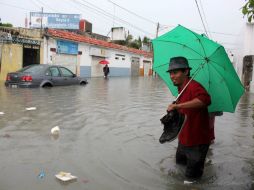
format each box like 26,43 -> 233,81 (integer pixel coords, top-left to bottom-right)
233,23 -> 254,92
44,29 -> 153,78
0,27 -> 153,81
0,27 -> 43,81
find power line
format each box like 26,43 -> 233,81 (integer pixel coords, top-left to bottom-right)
160,24 -> 238,37
69,0 -> 118,33
107,0 -> 157,25
73,0 -> 154,37
194,0 -> 209,37
198,0 -> 212,39
0,2 -> 36,11
35,0 -> 58,12
0,0 -> 156,38
79,0 -> 154,36
31,0 -> 42,9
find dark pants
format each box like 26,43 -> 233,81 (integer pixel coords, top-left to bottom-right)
176,143 -> 209,179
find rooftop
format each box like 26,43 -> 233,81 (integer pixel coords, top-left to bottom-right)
46,29 -> 152,58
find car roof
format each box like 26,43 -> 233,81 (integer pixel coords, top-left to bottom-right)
28,64 -> 64,68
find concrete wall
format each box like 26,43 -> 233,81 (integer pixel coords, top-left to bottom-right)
233,23 -> 254,93
79,44 -> 92,77
44,37 -> 152,78
0,27 -> 44,81
0,44 -> 23,81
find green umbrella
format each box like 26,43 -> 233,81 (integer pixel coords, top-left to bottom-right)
152,25 -> 244,113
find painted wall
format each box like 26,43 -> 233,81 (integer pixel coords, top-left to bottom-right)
44,37 -> 152,78
0,32 -> 43,81
79,43 -> 92,77
0,44 -> 23,81
108,49 -> 131,77
233,23 -> 254,93
79,45 -> 136,77
44,38 -> 78,74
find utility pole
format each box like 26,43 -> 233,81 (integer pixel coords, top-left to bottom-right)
154,22 -> 160,77
156,22 -> 160,38
40,7 -> 43,36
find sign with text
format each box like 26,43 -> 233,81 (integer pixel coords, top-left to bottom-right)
30,12 -> 80,29
57,40 -> 78,55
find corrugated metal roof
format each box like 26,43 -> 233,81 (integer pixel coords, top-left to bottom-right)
47,29 -> 153,58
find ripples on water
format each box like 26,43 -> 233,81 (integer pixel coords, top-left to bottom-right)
0,77 -> 253,190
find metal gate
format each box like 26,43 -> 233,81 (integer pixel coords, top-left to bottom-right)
52,54 -> 77,74
143,61 -> 151,76
131,57 -> 140,76
91,56 -> 104,77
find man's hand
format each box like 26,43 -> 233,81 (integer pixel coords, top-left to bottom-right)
167,98 -> 206,112
167,103 -> 178,112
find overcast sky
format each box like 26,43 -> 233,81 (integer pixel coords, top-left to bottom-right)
0,0 -> 247,51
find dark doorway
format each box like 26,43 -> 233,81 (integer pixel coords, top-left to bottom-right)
242,55 -> 253,91
23,44 -> 40,67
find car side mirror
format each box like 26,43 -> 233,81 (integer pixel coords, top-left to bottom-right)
73,74 -> 77,77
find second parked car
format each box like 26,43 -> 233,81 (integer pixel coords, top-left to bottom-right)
5,64 -> 88,88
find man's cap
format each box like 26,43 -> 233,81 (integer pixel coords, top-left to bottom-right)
166,56 -> 192,72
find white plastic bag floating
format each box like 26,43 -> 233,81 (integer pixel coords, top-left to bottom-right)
184,180 -> 195,184
51,126 -> 60,135
55,171 -> 77,182
26,107 -> 37,111
0,112 -> 5,115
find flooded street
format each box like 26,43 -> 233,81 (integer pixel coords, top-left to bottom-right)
0,77 -> 254,190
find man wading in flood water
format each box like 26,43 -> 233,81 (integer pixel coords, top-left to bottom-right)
166,57 -> 212,180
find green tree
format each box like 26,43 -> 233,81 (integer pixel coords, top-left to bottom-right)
242,0 -> 254,22
125,34 -> 133,45
113,34 -> 150,50
129,37 -> 142,49
142,36 -> 151,44
0,23 -> 13,27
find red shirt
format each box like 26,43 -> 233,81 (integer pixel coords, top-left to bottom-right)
177,78 -> 211,146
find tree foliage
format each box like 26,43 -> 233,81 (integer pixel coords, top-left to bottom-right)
0,23 -> 13,27
113,34 -> 151,50
242,0 -> 254,23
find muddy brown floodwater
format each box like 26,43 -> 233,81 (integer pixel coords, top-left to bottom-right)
0,77 -> 253,190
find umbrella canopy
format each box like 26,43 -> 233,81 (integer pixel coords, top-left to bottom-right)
152,25 -> 244,113
99,60 -> 109,64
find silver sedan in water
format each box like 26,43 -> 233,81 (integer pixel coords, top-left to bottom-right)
5,64 -> 88,88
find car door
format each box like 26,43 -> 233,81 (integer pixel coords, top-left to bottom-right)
58,67 -> 78,85
48,67 -> 62,86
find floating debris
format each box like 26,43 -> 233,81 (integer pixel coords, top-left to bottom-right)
55,171 -> 77,182
184,180 -> 195,184
38,170 -> 45,179
51,126 -> 60,135
0,112 -> 4,115
26,107 -> 37,111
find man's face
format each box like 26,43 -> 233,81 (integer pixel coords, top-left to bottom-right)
169,69 -> 188,86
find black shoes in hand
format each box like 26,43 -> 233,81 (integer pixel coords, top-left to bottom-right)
159,110 -> 186,144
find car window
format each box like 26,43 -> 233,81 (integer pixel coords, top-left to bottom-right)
49,67 -> 61,77
59,67 -> 74,77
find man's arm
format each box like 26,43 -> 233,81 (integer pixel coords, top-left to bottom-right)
167,98 -> 205,112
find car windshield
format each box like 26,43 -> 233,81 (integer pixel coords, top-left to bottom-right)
18,65 -> 45,73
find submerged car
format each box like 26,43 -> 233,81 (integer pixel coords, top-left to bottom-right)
5,64 -> 88,88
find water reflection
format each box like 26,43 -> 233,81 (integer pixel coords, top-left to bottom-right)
0,78 -> 253,190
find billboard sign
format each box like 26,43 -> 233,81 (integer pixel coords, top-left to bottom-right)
30,12 -> 80,29
57,40 -> 78,55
